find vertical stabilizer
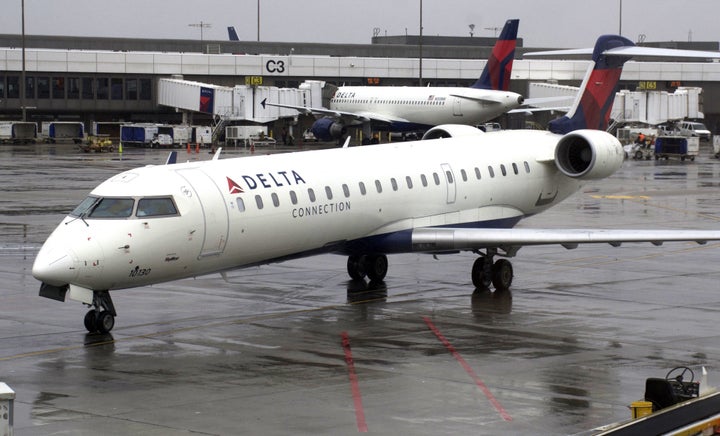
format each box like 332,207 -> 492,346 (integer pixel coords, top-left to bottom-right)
228,26 -> 240,41
471,19 -> 519,91
548,35 -> 634,134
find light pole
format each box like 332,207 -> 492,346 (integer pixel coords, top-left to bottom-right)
21,0 -> 26,121
418,0 -> 423,86
188,21 -> 212,52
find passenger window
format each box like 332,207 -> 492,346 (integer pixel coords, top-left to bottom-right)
390,178 -> 398,191
445,171 -> 453,183
89,197 -> 134,218
433,172 -> 440,185
524,161 -> 530,173
342,184 -> 350,198
406,176 -> 413,189
359,182 -> 367,195
512,163 -> 519,175
500,165 -> 507,176
308,188 -> 316,202
255,195 -> 264,209
271,193 -> 280,207
375,180 -> 383,193
488,166 -> 495,178
136,197 -> 178,217
325,186 -> 333,200
289,190 -> 298,205
421,174 -> 428,187
460,169 -> 467,182
236,197 -> 245,212
475,167 -> 481,179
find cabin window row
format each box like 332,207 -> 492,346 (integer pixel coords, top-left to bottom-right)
235,161 -> 531,212
333,98 -> 445,106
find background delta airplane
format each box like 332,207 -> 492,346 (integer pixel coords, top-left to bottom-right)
33,34 -> 720,334
263,19 -> 522,141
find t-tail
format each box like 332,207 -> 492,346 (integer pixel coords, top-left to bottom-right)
549,35 -> 635,134
471,19 -> 519,91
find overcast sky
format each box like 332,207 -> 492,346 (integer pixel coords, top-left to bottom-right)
1,0 -> 718,48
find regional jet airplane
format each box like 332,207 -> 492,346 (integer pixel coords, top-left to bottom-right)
263,19 -> 523,141
33,34 -> 720,334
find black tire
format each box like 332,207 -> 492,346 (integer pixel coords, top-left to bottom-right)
365,255 -> 388,281
634,150 -> 643,160
96,311 -> 115,334
84,310 -> 98,332
347,255 -> 367,281
471,257 -> 488,289
491,259 -> 514,290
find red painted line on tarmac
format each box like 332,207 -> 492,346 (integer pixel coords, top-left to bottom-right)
341,331 -> 369,432
422,316 -> 512,422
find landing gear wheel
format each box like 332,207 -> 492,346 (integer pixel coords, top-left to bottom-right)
347,255 -> 367,281
96,311 -> 115,334
471,257 -> 490,289
491,259 -> 514,290
365,255 -> 388,281
84,310 -> 98,332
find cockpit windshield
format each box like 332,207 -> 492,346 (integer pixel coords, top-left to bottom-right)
69,196 -> 179,219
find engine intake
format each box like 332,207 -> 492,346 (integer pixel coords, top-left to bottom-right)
554,129 -> 624,180
311,118 -> 347,141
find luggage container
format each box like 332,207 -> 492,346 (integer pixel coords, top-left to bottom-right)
0,121 -> 38,144
41,121 -> 85,143
120,124 -> 159,147
654,136 -> 698,161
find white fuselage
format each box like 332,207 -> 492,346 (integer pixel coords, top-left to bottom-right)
33,130 -> 589,292
330,86 -> 524,128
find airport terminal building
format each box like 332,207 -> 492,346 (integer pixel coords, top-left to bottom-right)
1,33 -> 720,135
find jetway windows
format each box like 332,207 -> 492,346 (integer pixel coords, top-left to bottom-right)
6,76 -> 19,99
96,78 -> 109,100
68,78 -> 80,99
37,77 -> 50,99
52,77 -> 65,99
25,77 -> 35,99
111,78 -> 123,100
82,78 -> 94,99
126,79 -> 138,100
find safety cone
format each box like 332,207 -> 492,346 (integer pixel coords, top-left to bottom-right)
195,143 -> 200,153
186,143 -> 191,153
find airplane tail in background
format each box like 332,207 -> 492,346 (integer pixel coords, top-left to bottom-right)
471,19 -> 519,91
228,26 -> 240,41
548,35 -> 634,134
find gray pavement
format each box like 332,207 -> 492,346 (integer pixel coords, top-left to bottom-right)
1,142 -> 720,435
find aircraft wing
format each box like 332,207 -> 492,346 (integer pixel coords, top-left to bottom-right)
411,227 -> 720,253
261,99 -> 409,124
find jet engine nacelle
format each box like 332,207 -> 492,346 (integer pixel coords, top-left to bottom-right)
421,124 -> 486,140
554,129 -> 624,180
311,117 -> 347,141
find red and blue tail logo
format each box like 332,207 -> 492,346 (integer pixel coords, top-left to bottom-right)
472,19 -> 519,91
549,35 -> 634,134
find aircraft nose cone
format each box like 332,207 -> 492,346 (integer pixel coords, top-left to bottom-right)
32,245 -> 78,287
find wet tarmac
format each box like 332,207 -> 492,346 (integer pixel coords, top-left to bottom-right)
1,142 -> 720,435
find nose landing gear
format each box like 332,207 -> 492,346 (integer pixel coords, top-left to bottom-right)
83,290 -> 116,334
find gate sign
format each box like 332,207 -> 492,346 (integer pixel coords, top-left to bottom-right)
199,87 -> 215,114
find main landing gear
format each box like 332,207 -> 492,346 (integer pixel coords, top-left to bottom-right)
83,290 -> 117,334
471,248 -> 514,290
347,254 -> 389,281
347,250 -> 514,291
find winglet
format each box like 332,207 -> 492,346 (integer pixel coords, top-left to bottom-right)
471,19 -> 519,91
212,147 -> 222,160
342,136 -> 351,148
548,35 -> 634,134
165,151 -> 177,165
